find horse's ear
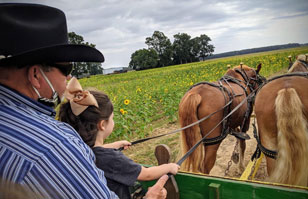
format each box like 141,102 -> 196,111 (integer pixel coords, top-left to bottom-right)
288,55 -> 292,63
256,63 -> 262,74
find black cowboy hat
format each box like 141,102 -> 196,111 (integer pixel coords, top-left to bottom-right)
0,3 -> 104,67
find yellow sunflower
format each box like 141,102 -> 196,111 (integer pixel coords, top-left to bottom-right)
124,99 -> 130,105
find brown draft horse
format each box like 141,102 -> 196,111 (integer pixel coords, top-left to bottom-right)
254,54 -> 308,186
288,54 -> 308,73
179,64 -> 263,174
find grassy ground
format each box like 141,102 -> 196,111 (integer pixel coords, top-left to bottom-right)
123,120 -> 181,166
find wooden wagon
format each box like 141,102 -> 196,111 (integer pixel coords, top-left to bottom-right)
137,144 -> 308,199
139,171 -> 308,199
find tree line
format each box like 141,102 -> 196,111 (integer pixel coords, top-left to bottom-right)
68,31 -> 215,77
129,31 -> 215,70
68,32 -> 103,78
68,31 -> 306,77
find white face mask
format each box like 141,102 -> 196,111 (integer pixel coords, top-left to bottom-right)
32,68 -> 61,108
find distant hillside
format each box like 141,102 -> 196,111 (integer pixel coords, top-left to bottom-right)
207,43 -> 308,60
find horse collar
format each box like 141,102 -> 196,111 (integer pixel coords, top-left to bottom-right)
234,68 -> 257,93
298,59 -> 308,69
235,68 -> 249,83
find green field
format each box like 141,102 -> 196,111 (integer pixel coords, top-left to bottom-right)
76,46 -> 308,144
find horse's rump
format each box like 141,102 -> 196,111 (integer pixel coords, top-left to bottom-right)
272,88 -> 308,186
179,89 -> 203,172
255,75 -> 308,186
179,83 -> 231,172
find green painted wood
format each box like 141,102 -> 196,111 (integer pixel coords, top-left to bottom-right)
139,172 -> 308,199
209,183 -> 220,199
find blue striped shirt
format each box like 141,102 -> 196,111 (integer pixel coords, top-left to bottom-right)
0,84 -> 118,199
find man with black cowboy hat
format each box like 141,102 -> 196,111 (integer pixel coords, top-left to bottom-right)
0,3 -> 168,199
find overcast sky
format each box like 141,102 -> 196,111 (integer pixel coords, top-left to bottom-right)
2,0 -> 308,69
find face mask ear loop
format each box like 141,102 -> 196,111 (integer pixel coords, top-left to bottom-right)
31,67 -> 60,108
32,86 -> 42,98
29,67 -> 43,99
39,68 -> 56,94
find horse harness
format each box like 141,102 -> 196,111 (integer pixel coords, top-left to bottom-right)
253,72 -> 308,159
298,58 -> 308,70
117,68 -> 264,170
189,68 -> 263,146
118,68 -> 264,157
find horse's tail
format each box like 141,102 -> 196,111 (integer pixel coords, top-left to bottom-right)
179,91 -> 204,173
270,88 -> 308,186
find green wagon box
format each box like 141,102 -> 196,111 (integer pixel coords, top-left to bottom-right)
139,171 -> 308,199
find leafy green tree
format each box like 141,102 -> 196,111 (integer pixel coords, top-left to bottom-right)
68,32 -> 103,78
172,33 -> 192,64
190,37 -> 202,62
145,31 -> 173,67
129,49 -> 158,70
199,34 -> 214,60
68,32 -> 84,44
189,34 -> 214,61
88,62 -> 103,75
129,31 -> 215,69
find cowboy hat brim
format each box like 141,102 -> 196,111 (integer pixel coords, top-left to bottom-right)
0,44 -> 104,67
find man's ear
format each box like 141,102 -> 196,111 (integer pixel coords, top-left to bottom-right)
97,120 -> 105,131
28,65 -> 42,89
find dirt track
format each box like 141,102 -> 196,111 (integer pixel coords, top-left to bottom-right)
125,117 -> 268,182
210,120 -> 268,181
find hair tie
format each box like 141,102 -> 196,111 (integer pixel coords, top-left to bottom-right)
64,77 -> 98,116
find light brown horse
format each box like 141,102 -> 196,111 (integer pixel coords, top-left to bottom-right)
288,54 -> 308,73
179,64 -> 263,174
254,54 -> 308,186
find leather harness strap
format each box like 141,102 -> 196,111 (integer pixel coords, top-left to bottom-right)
252,121 -> 277,159
189,80 -> 235,146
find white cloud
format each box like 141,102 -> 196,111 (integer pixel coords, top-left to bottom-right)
2,0 -> 308,68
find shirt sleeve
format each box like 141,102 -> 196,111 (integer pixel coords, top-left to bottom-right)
94,147 -> 142,186
31,123 -> 119,199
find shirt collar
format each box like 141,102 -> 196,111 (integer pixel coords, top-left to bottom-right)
0,83 -> 56,117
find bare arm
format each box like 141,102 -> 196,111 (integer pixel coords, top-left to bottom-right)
138,163 -> 180,181
102,140 -> 131,149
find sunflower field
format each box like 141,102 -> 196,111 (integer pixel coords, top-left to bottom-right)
78,46 -> 308,143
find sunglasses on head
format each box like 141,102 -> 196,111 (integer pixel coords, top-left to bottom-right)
43,63 -> 74,76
